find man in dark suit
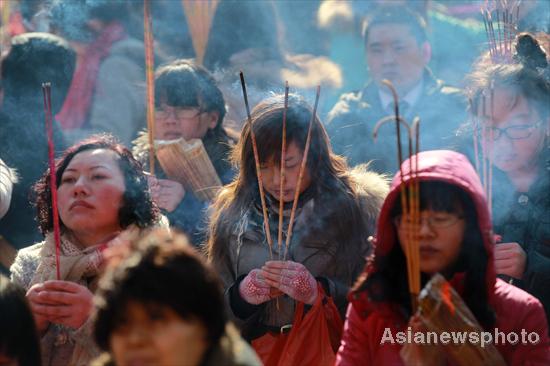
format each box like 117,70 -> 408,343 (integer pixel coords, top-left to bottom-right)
327,6 -> 467,174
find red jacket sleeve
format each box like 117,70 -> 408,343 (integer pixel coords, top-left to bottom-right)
335,302 -> 371,366
507,296 -> 550,365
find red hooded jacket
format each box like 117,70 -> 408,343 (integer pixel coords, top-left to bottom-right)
336,150 -> 550,365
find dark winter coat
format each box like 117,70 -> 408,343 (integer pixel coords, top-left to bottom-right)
326,70 -> 466,174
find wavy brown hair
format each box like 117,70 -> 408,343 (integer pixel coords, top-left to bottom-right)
206,94 -> 370,271
34,134 -> 159,236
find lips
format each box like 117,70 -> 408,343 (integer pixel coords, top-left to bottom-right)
125,355 -> 157,366
382,71 -> 399,80
163,132 -> 182,140
70,200 -> 94,211
273,189 -> 293,199
419,246 -> 439,256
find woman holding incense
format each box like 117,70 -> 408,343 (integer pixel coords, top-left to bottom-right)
206,94 -> 388,352
133,59 -> 237,246
10,134 -> 162,366
336,150 -> 550,365
463,32 -> 550,329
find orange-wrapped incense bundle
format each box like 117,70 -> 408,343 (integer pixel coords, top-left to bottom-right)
401,274 -> 506,366
155,138 -> 222,201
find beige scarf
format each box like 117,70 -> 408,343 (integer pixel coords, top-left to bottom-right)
32,225 -> 141,366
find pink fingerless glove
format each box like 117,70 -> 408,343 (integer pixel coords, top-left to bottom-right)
238,269 -> 272,305
281,263 -> 318,304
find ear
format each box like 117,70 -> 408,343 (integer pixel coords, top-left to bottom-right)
421,41 -> 432,64
204,111 -> 220,130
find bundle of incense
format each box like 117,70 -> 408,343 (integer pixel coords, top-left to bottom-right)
240,71 -> 273,257
283,85 -> 320,261
155,138 -> 222,201
181,0 -> 219,65
0,0 -> 10,43
143,0 -> 156,175
277,82 -> 289,259
372,80 -> 421,311
480,2 -> 520,63
42,83 -> 61,280
412,274 -> 506,366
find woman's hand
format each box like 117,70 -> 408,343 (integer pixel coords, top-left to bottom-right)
239,269 -> 282,305
148,177 -> 185,212
261,261 -> 318,305
495,242 -> 526,279
400,315 -> 445,366
30,280 -> 94,330
26,283 -> 51,334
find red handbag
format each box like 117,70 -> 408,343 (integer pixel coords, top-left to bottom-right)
252,285 -> 344,366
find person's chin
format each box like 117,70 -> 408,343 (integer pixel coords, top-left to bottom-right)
493,158 -> 520,173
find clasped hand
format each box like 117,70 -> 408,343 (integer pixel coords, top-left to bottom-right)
26,280 -> 93,333
239,260 -> 318,305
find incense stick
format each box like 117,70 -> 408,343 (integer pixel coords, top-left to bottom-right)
488,83 -> 495,216
470,97 -> 481,174
283,86 -> 320,260
278,83 -> 289,259
372,82 -> 420,310
144,0 -> 156,175
181,0 -> 219,65
239,72 -> 273,257
413,117 -> 421,298
42,83 -> 61,281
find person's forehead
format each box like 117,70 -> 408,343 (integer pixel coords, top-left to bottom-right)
367,23 -> 417,45
67,148 -> 120,168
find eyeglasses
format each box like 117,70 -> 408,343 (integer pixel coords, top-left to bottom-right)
479,121 -> 543,141
393,213 -> 464,229
155,108 -> 204,121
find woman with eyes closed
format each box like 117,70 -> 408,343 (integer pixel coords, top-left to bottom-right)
465,32 -> 550,329
10,134 -> 161,366
206,94 -> 388,357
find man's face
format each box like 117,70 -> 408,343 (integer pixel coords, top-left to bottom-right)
365,23 -> 429,95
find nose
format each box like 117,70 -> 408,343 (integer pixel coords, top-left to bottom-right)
163,111 -> 178,126
271,165 -> 282,186
72,176 -> 90,197
417,217 -> 435,237
125,323 -> 149,347
382,49 -> 396,65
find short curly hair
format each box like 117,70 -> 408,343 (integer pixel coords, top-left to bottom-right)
34,134 -> 159,235
93,229 -> 226,351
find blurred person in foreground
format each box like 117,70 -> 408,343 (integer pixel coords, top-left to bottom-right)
93,229 -> 261,366
0,274 -> 41,366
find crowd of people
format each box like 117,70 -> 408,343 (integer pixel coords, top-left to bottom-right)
0,0 -> 549,365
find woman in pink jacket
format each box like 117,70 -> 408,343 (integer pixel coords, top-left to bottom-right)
336,150 -> 550,365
